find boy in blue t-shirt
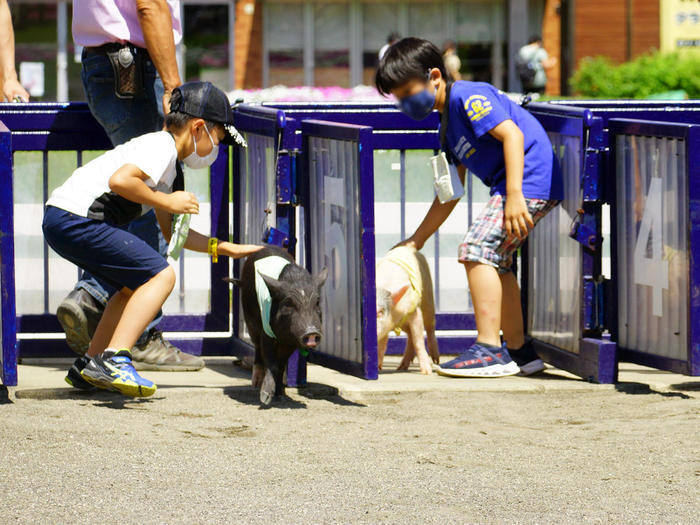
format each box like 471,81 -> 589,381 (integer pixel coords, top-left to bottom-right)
376,38 -> 562,377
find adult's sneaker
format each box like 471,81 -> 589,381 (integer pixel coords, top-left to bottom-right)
56,288 -> 103,355
81,349 -> 157,397
509,339 -> 545,376
65,355 -> 96,391
131,329 -> 205,371
435,342 -> 520,378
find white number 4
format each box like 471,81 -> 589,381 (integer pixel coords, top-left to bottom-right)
633,177 -> 668,317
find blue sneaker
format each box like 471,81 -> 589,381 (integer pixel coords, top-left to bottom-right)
436,343 -> 520,377
81,349 -> 157,397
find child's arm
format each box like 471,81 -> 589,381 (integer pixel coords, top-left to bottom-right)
154,209 -> 262,259
109,164 -> 199,214
487,120 -> 534,239
399,164 -> 467,250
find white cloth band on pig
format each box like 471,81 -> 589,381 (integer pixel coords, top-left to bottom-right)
378,247 -> 423,335
254,256 -> 291,339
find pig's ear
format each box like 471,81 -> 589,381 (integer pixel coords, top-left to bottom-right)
260,274 -> 286,298
222,276 -> 241,287
314,267 -> 329,288
390,283 -> 410,305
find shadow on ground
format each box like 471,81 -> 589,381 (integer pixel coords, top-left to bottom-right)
223,382 -> 365,409
615,382 -> 691,399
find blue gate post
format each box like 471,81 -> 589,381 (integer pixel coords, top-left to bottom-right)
0,120 -> 17,386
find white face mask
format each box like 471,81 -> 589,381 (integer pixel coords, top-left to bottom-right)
183,125 -> 219,169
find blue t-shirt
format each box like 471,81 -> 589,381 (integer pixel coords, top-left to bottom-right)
443,81 -> 563,200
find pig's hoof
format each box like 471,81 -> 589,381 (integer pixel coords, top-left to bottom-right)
252,365 -> 265,387
260,369 -> 275,406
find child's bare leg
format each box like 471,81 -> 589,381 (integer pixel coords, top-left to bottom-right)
464,261 -> 502,347
86,290 -> 132,357
108,267 -> 176,351
500,271 -> 525,349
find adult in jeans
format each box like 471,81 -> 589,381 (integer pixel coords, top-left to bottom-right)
59,0 -> 203,370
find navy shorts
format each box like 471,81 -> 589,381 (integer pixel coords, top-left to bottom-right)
42,206 -> 169,292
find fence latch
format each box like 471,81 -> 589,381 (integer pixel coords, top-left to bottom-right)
568,208 -> 600,251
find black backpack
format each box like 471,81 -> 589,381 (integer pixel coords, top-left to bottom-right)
516,52 -> 537,87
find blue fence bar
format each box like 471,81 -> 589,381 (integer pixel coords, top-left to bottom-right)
0,120 -> 17,386
610,118 -> 700,376
302,120 -> 377,379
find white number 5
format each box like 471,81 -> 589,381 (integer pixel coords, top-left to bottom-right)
633,177 -> 668,317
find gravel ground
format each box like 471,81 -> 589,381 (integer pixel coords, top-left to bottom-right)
0,385 -> 698,524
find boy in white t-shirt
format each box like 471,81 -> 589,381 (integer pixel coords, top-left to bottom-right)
43,81 -> 262,397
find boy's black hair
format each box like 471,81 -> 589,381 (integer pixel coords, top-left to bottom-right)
375,37 -> 447,96
164,110 -> 217,132
528,34 -> 542,44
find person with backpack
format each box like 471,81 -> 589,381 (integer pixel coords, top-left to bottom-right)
516,35 -> 556,95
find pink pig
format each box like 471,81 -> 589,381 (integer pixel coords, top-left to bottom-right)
376,245 -> 440,374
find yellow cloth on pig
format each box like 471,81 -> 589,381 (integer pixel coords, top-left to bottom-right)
380,247 -> 423,335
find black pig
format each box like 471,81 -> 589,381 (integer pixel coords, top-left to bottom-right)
227,245 -> 327,406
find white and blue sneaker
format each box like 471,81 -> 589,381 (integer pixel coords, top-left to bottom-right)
81,348 -> 157,397
435,342 -> 520,378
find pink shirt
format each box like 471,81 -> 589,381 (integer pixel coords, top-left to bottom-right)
72,0 -> 182,48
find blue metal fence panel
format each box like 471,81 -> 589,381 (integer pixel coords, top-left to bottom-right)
0,120 -> 17,386
260,103 -> 476,354
610,118 -> 700,376
0,102 -> 232,358
525,104 -> 617,383
302,120 -> 377,379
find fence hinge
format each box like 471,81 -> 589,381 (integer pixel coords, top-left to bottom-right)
582,146 -> 606,202
276,149 -> 293,204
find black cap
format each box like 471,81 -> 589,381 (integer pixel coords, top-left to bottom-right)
169,81 -> 246,147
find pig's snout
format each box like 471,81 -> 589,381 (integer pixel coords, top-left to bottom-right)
302,331 -> 322,348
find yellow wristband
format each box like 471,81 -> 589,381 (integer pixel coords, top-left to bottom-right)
208,238 -> 219,263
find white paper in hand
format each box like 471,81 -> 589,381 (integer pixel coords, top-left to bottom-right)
431,151 -> 465,203
167,213 -> 191,265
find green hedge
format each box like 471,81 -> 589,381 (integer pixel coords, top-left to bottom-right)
569,51 -> 700,99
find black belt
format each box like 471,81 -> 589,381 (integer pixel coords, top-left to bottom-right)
83,43 -> 149,59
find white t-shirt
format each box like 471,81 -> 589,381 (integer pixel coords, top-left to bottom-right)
47,131 -> 178,225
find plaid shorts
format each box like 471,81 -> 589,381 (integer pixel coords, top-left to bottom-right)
458,195 -> 559,273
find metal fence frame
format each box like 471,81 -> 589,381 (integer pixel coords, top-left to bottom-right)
259,102 -> 478,354
3,100 -> 700,387
0,120 -> 17,386
523,102 -> 617,383
301,119 -> 377,379
609,118 -> 700,376
0,102 -> 232,360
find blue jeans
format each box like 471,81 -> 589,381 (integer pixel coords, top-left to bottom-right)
76,49 -> 167,342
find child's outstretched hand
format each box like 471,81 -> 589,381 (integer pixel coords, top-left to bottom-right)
217,242 -> 264,259
167,191 -> 199,214
504,192 -> 534,239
